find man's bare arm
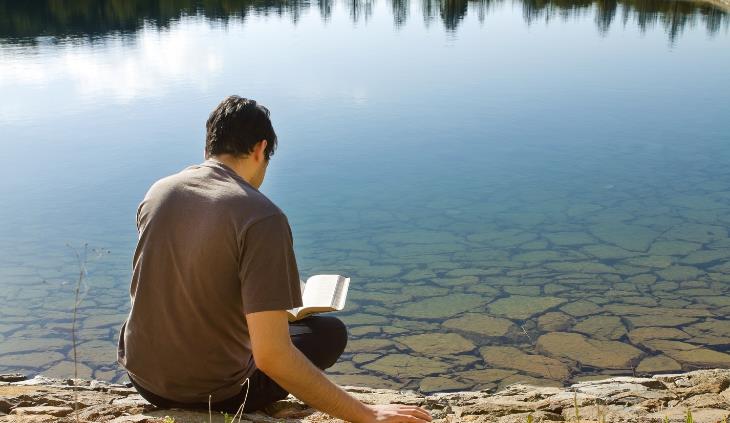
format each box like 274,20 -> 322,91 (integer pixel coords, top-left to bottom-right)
246,310 -> 432,423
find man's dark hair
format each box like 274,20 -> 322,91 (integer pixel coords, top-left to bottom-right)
205,95 -> 277,160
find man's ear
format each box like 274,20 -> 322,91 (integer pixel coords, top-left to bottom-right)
255,139 -> 268,162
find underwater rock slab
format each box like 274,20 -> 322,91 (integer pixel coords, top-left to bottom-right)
442,314 -> 517,337
0,338 -> 67,355
649,240 -> 702,256
42,360 -> 93,379
572,315 -> 626,340
349,325 -> 382,337
342,313 -> 390,325
627,327 -> 690,344
626,255 -> 674,268
487,295 -> 566,320
590,223 -> 659,252
636,355 -> 682,374
479,346 -> 570,380
560,300 -> 602,317
626,314 -> 700,328
656,265 -> 703,281
346,339 -> 395,353
363,354 -> 451,378
418,376 -> 470,393
395,333 -> 476,355
536,332 -> 643,369
545,261 -> 617,274
681,320 -> 730,346
406,285 -> 450,298
680,250 -> 729,265
582,244 -> 636,260
0,351 -> 64,368
544,232 -> 596,246
642,340 -> 730,367
392,294 -> 486,319
401,269 -> 438,281
503,285 -> 541,296
663,223 -> 727,244
357,265 -> 403,278
537,312 -> 574,332
455,368 -> 517,386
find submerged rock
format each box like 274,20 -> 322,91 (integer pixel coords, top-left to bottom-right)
392,294 -> 486,319
560,300 -> 602,317
536,332 -> 643,369
627,327 -> 690,344
683,319 -> 730,345
537,312 -> 574,332
590,223 -> 659,252
395,333 -> 475,355
442,313 -> 517,337
418,376 -> 470,393
636,355 -> 682,373
663,223 -> 727,244
479,346 -> 570,380
363,354 -> 451,378
572,315 -> 626,340
487,295 -> 566,320
643,340 -> 730,367
656,265 -> 703,281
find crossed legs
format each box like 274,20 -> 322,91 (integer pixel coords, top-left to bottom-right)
130,315 -> 348,414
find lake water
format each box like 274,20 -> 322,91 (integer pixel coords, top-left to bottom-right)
1,0 -> 730,393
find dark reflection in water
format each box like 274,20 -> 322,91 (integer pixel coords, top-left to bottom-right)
0,0 -> 727,43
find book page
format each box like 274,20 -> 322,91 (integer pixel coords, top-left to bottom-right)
302,275 -> 344,309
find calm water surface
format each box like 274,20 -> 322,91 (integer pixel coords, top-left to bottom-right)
1,0 -> 730,392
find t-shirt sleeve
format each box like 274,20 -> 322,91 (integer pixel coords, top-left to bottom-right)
239,213 -> 303,314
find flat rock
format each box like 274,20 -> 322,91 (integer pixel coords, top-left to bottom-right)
656,265 -> 703,281
560,300 -> 601,317
456,368 -> 517,385
442,314 -> 516,337
395,333 -> 475,355
536,332 -> 643,369
537,312 -> 573,332
643,340 -> 730,367
487,296 -> 566,320
419,376 -> 470,393
627,327 -> 690,344
573,315 -> 626,340
636,355 -> 683,373
590,223 -> 659,251
663,223 -> 727,244
0,351 -> 64,368
363,354 -> 452,378
479,346 -> 570,380
392,294 -> 486,319
10,406 -> 73,417
346,339 -> 395,353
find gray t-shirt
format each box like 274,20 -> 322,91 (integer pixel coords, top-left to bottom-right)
117,159 -> 303,403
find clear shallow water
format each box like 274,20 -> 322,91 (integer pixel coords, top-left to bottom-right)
1,0 -> 730,392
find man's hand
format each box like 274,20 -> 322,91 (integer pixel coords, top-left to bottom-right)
364,404 -> 433,422
246,310 -> 431,423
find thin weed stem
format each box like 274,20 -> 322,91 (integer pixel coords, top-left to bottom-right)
68,243 -> 89,423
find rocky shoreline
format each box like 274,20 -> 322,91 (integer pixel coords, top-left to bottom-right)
3,369 -> 730,422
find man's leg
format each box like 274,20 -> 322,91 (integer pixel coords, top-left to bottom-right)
232,315 -> 349,412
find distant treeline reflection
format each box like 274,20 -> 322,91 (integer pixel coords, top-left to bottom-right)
0,0 -> 727,43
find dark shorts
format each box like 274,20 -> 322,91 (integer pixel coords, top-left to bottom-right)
129,315 -> 348,414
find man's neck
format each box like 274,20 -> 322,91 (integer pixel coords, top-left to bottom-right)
208,154 -> 255,185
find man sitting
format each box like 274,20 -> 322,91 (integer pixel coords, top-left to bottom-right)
117,95 -> 432,423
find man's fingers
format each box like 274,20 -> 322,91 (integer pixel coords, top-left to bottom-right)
402,406 -> 431,422
389,415 -> 428,423
397,406 -> 432,421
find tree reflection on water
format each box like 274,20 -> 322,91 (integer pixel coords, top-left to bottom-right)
0,0 -> 727,44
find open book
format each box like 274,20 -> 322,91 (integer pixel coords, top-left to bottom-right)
287,274 -> 350,322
